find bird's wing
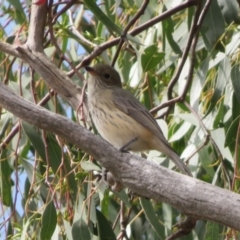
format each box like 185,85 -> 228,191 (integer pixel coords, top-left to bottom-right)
112,88 -> 170,146
112,88 -> 193,176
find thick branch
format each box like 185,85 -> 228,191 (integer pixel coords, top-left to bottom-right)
15,46 -> 82,110
0,41 -> 21,58
26,1 -> 47,51
0,42 -> 83,111
0,82 -> 240,230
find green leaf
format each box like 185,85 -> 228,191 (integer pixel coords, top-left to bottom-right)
162,16 -> 182,55
22,121 -> 61,173
190,57 -> 209,109
205,56 -> 230,116
96,209 -> 116,240
201,0 -> 225,51
60,27 -> 92,53
113,190 -> 132,208
96,179 -> 108,201
213,98 -> 224,128
46,136 -> 78,200
211,128 -> 233,163
231,93 -> 240,140
8,0 -> 26,24
22,121 -> 46,161
21,213 -> 41,240
81,160 -> 101,172
0,112 -> 11,139
46,136 -> 64,173
72,219 -> 91,240
87,182 -> 97,225
218,0 -> 240,24
169,121 -> 192,142
225,116 -> 240,148
84,0 -> 122,35
0,149 -> 12,206
22,121 -> 78,200
204,221 -> 219,240
83,0 -> 141,45
198,145 -> 215,178
140,198 -> 164,239
40,201 -> 57,240
231,64 -> 240,103
141,44 -> 165,72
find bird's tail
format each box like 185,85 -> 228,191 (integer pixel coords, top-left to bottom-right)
166,147 -> 192,176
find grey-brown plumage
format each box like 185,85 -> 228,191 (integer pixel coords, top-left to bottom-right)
85,64 -> 192,176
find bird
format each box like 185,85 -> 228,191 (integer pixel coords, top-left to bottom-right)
85,64 -> 192,176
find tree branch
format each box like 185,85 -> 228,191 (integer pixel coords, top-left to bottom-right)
26,1 -> 47,51
111,0 -> 150,66
0,81 -> 240,230
70,0 -> 198,71
15,46 -> 82,110
0,41 -> 21,58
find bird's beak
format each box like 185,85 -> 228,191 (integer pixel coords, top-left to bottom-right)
85,66 -> 97,76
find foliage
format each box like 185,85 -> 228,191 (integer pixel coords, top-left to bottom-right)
0,0 -> 240,239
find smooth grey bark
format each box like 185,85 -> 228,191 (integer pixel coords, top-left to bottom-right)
0,82 -> 240,230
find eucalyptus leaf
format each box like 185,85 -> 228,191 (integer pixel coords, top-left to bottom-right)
201,0 -> 225,51
81,160 -> 101,172
231,65 -> 240,103
204,221 -> 220,240
96,209 -> 116,240
0,149 -> 12,206
140,198 -> 164,239
72,219 -> 91,240
40,201 -> 57,240
141,44 -> 165,72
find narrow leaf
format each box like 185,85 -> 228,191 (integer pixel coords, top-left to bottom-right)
40,201 -> 57,240
205,221 -> 219,240
84,0 -> 122,35
140,198 -> 164,239
96,209 -> 116,240
141,44 -> 165,72
0,149 -> 12,206
72,219 -> 91,240
231,64 -> 240,103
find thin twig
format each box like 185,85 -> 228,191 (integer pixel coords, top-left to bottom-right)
117,201 -> 129,240
112,210 -> 121,230
52,0 -> 80,24
42,131 -> 51,183
184,135 -> 209,164
76,81 -> 88,124
17,61 -> 23,97
30,69 -> 38,104
67,0 -> 198,74
68,8 -> 97,48
111,0 -> 150,66
231,119 -> 240,190
12,122 -> 21,222
47,0 -> 85,81
152,0 -> 213,117
166,217 -> 197,240
183,100 -> 231,188
162,1 -> 203,118
130,0 -> 198,37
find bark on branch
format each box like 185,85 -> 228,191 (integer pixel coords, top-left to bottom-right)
0,82 -> 240,230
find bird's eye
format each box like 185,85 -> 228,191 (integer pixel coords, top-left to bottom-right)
104,73 -> 110,79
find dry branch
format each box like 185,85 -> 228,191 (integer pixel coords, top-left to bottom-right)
0,82 -> 240,230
